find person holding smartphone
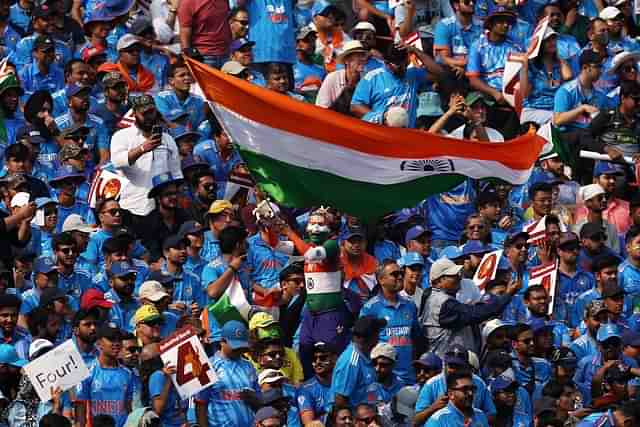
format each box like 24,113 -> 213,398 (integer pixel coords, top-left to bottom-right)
110,94 -> 183,227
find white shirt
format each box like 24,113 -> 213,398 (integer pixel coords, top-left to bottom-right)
110,126 -> 183,216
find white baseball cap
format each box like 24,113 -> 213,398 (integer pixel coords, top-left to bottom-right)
138,281 -> 170,302
29,339 -> 54,360
10,192 -> 30,208
599,6 -> 622,20
258,369 -> 286,385
62,213 -> 94,233
353,21 -> 376,33
371,342 -> 397,361
429,258 -> 463,282
579,183 -> 606,202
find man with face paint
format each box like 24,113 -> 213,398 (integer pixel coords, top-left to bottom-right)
110,94 -> 183,219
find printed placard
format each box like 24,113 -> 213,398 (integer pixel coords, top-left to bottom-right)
529,262 -> 558,316
159,326 -> 217,399
24,339 -> 90,402
473,249 -> 503,291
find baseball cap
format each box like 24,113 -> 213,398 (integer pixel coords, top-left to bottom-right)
462,240 -> 492,257
296,26 -> 317,40
353,21 -> 376,33
394,386 -> 418,418
221,320 -> 249,349
208,200 -> 233,215
0,344 -> 27,367
148,173 -> 183,199
599,6 -> 622,19
254,407 -> 280,424
138,281 -> 170,302
10,192 -> 29,208
488,372 -> 517,393
485,350 -> 513,370
133,305 -> 162,325
413,352 -> 442,370
352,315 -> 387,338
476,189 -> 500,207
260,389 -> 290,406
129,16 -> 153,35
33,35 -> 55,51
249,312 -> 278,330
66,83 -> 91,99
550,347 -> 578,368
162,234 -> 189,251
117,34 -> 142,51
109,261 -> 137,278
80,289 -> 113,310
465,91 -> 495,107
484,7 -> 516,29
147,270 -> 175,286
398,252 -> 424,268
622,329 -> 640,347
34,257 -> 57,274
530,317 -> 554,335
40,288 -> 67,308
600,282 -> 626,299
62,214 -> 94,233
439,246 -> 464,261
444,344 -> 469,366
586,299 -> 608,318
102,71 -> 126,88
170,126 -> 202,142
605,363 -> 632,385
580,222 -> 606,240
178,220 -> 204,238
258,369 -> 286,385
504,231 -> 530,248
343,225 -> 366,240
405,225 -> 432,245
35,197 -> 57,210
221,61 -> 247,76
371,342 -> 397,361
597,323 -> 622,342
181,155 -> 209,173
58,142 -> 87,162
580,49 -> 602,67
481,319 -> 512,342
579,183 -> 605,202
610,51 -> 640,75
229,38 -> 255,54
311,0 -> 338,16
429,258 -> 463,282
97,322 -> 123,341
32,4 -> 54,18
28,339 -> 54,360
558,232 -> 579,248
593,161 -> 624,177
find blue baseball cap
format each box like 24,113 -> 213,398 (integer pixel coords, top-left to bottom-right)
405,225 -> 432,245
594,161 -> 624,177
311,0 -> 338,16
109,261 -> 137,278
488,371 -> 517,393
35,197 -> 58,209
170,126 -> 202,141
0,344 -> 27,367
66,83 -> 91,98
102,0 -> 135,17
530,318 -> 554,335
462,240 -> 492,257
230,38 -> 255,54
413,352 -> 442,370
49,165 -> 85,187
181,154 -> 209,172
148,173 -> 184,199
34,257 -> 57,274
597,323 -> 622,343
398,252 -> 424,268
221,320 -> 249,349
439,245 -> 464,261
343,226 -> 365,240
444,344 -> 469,366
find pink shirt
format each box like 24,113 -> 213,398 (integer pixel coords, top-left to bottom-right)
574,197 -> 630,235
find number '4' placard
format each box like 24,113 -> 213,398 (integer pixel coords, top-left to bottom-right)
160,326 -> 218,399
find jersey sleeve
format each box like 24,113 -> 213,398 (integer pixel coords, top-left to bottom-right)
465,42 -> 482,77
553,86 -> 572,114
433,21 -> 450,54
331,352 -> 361,398
149,370 -> 166,399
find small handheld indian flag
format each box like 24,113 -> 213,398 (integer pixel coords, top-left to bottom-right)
209,279 -> 251,325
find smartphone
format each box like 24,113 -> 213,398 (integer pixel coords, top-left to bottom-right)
151,125 -> 163,140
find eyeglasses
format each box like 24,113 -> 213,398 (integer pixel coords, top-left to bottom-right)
102,208 -> 122,216
234,19 -> 249,26
58,247 -> 76,255
263,350 -> 284,359
452,385 -> 477,393
389,270 -> 405,279
126,346 -> 142,353
468,224 -> 486,230
622,65 -> 637,73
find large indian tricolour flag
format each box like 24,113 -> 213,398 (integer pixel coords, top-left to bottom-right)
185,58 -> 545,220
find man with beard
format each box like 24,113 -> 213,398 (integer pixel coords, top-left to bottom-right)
351,44 -> 442,128
55,84 -> 110,165
575,185 -> 619,253
0,294 -> 29,360
367,343 -> 404,410
133,305 -> 163,345
27,306 -> 63,345
104,261 -> 141,332
0,344 -> 26,403
51,60 -> 93,117
50,164 -> 94,232
92,235 -> 149,296
92,72 -> 129,135
137,174 -> 191,259
298,342 -> 338,424
571,300 -> 610,362
574,323 -> 640,406
0,74 -> 25,152
72,308 -> 100,365
600,7 -> 639,58
556,232 -> 596,329
18,35 -> 65,98
111,94 -> 182,220
529,151 -> 578,207
579,255 -> 631,326
179,220 -> 207,279
510,323 -> 552,399
578,223 -> 620,273
162,234 -> 204,314
155,60 -> 204,131
76,324 -> 135,427
488,372 -> 530,427
293,27 -> 325,101
53,232 -> 91,311
99,34 -> 156,94
425,371 -> 490,427
361,260 -> 421,384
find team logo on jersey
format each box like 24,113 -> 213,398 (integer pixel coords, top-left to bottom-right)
399,159 -> 455,174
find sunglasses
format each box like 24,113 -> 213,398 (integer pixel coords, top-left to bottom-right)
66,134 -> 86,142
234,19 -> 249,25
622,65 -> 637,73
468,224 -> 486,230
44,209 -> 57,216
389,270 -> 405,279
102,208 -> 122,216
514,243 -> 529,250
58,247 -> 76,255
